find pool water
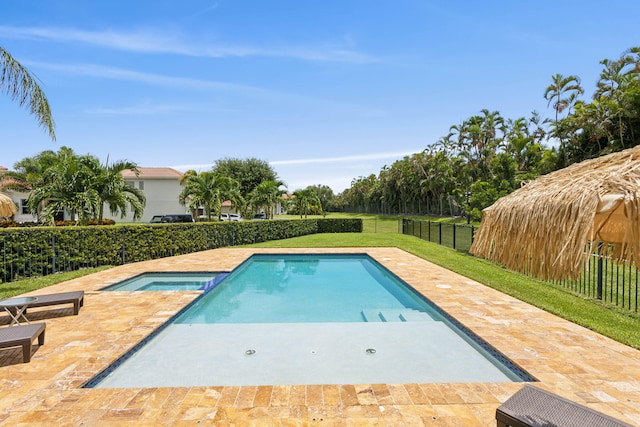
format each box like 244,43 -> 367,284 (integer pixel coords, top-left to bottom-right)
87,254 -> 535,388
102,272 -> 225,291
178,254 -> 440,323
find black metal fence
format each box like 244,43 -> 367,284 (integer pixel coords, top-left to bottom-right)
401,218 -> 640,313
552,253 -> 639,312
401,218 -> 475,252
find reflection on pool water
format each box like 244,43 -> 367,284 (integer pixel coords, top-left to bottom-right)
87,254 -> 535,388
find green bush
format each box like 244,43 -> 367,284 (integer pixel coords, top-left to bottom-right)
317,218 -> 363,233
0,218 -> 362,282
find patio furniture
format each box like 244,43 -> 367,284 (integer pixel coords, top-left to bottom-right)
0,323 -> 45,363
19,291 -> 84,316
496,384 -> 633,427
0,296 -> 38,326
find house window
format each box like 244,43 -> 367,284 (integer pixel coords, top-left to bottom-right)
138,181 -> 144,190
125,181 -> 134,188
21,199 -> 29,214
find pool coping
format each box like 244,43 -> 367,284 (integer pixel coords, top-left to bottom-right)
0,247 -> 639,425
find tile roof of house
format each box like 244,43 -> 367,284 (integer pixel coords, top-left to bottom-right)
0,166 -> 8,171
121,167 -> 183,179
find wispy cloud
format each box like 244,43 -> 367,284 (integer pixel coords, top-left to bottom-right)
269,151 -> 418,166
26,61 -> 276,96
84,102 -> 239,115
0,25 -> 376,63
171,151 -> 419,171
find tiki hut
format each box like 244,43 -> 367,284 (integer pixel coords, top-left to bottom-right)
470,145 -> 640,280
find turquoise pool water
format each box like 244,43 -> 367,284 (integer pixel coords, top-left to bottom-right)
88,254 -> 534,387
177,254 -> 440,323
102,272 -> 224,291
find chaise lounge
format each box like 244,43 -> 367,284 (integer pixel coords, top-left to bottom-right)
496,384 -> 633,427
0,323 -> 46,363
20,291 -> 84,316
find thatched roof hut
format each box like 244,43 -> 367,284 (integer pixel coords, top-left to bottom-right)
470,145 -> 640,280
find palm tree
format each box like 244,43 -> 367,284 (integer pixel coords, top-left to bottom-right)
1,46 -> 55,140
544,73 -> 584,124
248,180 -> 286,219
179,172 -> 241,220
291,188 -> 321,218
90,157 -> 146,224
27,154 -> 100,225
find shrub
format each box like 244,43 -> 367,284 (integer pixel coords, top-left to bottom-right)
0,218 -> 362,282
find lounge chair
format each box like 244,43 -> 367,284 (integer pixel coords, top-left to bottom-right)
21,291 -> 84,316
0,323 -> 45,363
496,384 -> 633,427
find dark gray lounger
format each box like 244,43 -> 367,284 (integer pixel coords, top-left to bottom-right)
0,323 -> 45,363
23,291 -> 84,315
496,384 -> 633,427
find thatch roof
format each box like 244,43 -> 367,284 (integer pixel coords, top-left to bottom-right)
470,145 -> 640,280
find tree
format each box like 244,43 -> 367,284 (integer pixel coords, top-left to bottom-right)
16,148 -> 145,224
212,158 -> 278,201
291,188 -> 322,218
248,180 -> 286,219
1,46 -> 55,140
304,185 -> 335,213
27,153 -> 100,225
179,172 -> 242,220
544,73 -> 584,124
91,158 -> 146,224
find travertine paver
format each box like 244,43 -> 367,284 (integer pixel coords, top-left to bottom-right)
0,247 -> 638,425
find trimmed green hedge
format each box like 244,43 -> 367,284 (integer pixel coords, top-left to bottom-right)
0,218 -> 361,282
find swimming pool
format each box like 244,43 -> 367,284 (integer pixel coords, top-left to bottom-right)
87,254 -> 535,387
101,272 -> 225,291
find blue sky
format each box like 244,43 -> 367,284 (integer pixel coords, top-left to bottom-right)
1,1 -> 639,193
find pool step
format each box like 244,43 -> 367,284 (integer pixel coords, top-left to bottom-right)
361,309 -> 434,322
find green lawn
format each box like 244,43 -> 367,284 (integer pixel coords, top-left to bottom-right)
0,266 -> 112,300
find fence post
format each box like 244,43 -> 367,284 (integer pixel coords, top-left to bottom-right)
2,235 -> 5,283
51,232 -> 56,274
452,224 -> 456,250
428,221 -> 431,242
121,227 -> 126,265
438,222 -> 442,245
597,242 -> 603,300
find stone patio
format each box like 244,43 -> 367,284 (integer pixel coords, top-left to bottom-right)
0,247 -> 639,426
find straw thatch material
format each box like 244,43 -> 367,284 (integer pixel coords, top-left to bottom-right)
470,145 -> 640,280
0,193 -> 17,218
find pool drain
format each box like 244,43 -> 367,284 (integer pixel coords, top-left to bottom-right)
365,348 -> 376,354
245,349 -> 256,355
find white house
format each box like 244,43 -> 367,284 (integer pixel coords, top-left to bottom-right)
107,167 -> 186,223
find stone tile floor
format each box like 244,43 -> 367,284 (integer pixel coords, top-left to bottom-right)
0,247 -> 639,426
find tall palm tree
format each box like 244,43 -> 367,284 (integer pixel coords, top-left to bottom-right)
291,188 -> 321,218
544,73 -> 584,124
1,46 -> 55,140
27,154 -> 100,225
90,157 -> 146,224
248,180 -> 286,219
179,172 -> 241,220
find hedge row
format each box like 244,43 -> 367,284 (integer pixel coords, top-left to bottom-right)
0,218 -> 362,283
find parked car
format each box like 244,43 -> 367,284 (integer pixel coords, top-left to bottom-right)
150,214 -> 194,223
219,213 -> 243,221
252,213 -> 267,220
